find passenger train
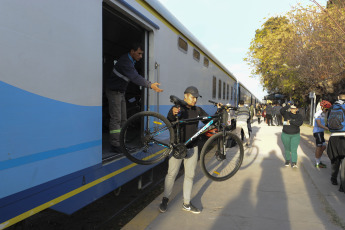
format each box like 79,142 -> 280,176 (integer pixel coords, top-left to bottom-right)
0,0 -> 259,228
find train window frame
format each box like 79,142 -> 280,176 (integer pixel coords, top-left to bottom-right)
212,76 -> 216,99
231,86 -> 233,100
203,57 -> 209,67
177,36 -> 188,53
218,79 -> 222,99
223,82 -> 225,99
193,49 -> 200,62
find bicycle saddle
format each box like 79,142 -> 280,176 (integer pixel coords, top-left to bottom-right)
170,95 -> 188,107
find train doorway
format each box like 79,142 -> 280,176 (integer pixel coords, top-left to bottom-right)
102,3 -> 147,162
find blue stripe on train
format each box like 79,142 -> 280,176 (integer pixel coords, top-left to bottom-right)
0,153 -> 159,221
0,81 -> 102,199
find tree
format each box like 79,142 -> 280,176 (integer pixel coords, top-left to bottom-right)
245,16 -> 305,100
246,2 -> 345,102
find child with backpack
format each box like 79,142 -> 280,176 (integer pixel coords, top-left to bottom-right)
327,94 -> 345,189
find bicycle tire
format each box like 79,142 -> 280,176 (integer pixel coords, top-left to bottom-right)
200,131 -> 244,181
120,111 -> 174,165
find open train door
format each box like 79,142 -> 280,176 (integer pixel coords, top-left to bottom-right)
101,1 -> 159,162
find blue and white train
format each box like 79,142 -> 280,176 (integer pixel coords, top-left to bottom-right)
0,0 -> 258,228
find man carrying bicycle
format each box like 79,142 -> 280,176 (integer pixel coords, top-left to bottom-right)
159,86 -> 220,214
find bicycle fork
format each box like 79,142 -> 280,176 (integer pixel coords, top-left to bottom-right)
215,128 -> 227,161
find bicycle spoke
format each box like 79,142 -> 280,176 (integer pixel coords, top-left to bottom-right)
120,112 -> 174,165
201,132 -> 243,181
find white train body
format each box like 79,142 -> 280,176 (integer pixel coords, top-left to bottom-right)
0,0 -> 257,228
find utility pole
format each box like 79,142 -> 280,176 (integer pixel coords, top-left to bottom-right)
309,92 -> 316,125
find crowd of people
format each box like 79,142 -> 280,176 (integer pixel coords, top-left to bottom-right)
256,97 -> 345,191
255,102 -> 284,126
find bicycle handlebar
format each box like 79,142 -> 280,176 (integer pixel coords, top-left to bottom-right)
208,100 -> 237,110
170,95 -> 188,107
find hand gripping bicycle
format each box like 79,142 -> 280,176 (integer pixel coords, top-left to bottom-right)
120,95 -> 244,181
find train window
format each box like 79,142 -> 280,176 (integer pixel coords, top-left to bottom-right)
218,79 -> 222,99
231,86 -> 233,100
203,57 -> 209,67
223,82 -> 225,99
212,76 -> 216,99
227,84 -> 229,100
178,37 -> 188,53
193,49 -> 200,61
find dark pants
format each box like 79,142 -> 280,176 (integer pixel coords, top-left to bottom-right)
266,114 -> 273,126
276,114 -> 283,125
106,89 -> 127,147
331,158 -> 342,180
328,136 -> 345,185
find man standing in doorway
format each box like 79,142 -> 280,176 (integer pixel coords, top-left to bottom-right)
106,43 -> 163,153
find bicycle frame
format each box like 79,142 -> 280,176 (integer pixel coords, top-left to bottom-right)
185,117 -> 216,145
171,114 -> 220,146
148,103 -> 235,158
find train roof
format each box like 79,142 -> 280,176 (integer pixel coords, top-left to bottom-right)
144,0 -> 237,82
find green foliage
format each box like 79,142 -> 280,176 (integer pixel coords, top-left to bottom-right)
246,3 -> 345,100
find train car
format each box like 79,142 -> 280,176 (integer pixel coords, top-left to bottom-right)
237,81 -> 251,106
0,0 -> 251,228
236,81 -> 260,107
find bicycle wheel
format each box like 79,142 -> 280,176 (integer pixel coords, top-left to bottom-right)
120,111 -> 174,165
200,131 -> 244,181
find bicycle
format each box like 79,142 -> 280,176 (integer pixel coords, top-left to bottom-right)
120,95 -> 244,181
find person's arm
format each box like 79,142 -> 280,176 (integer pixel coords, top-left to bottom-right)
198,107 -> 209,117
280,105 -> 290,116
234,109 -> 238,119
316,119 -> 329,130
196,107 -> 211,124
290,114 -> 303,127
118,64 -> 151,87
117,61 -> 163,92
150,82 -> 163,92
167,106 -> 179,122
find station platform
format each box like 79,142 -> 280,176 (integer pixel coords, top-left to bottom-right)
122,120 -> 345,230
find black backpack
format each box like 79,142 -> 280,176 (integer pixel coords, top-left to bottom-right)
327,104 -> 345,132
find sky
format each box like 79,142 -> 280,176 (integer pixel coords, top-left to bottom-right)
157,0 -> 328,101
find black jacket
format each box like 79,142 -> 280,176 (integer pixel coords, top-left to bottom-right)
280,105 -> 303,134
107,53 -> 151,91
167,105 -> 209,148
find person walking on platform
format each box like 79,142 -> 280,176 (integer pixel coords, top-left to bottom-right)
326,94 -> 345,188
250,104 -> 255,123
159,86 -> 221,214
235,100 -> 251,146
274,103 -> 283,126
313,100 -> 332,168
106,43 -> 163,153
266,102 -> 273,126
280,103 -> 303,168
256,104 -> 262,124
